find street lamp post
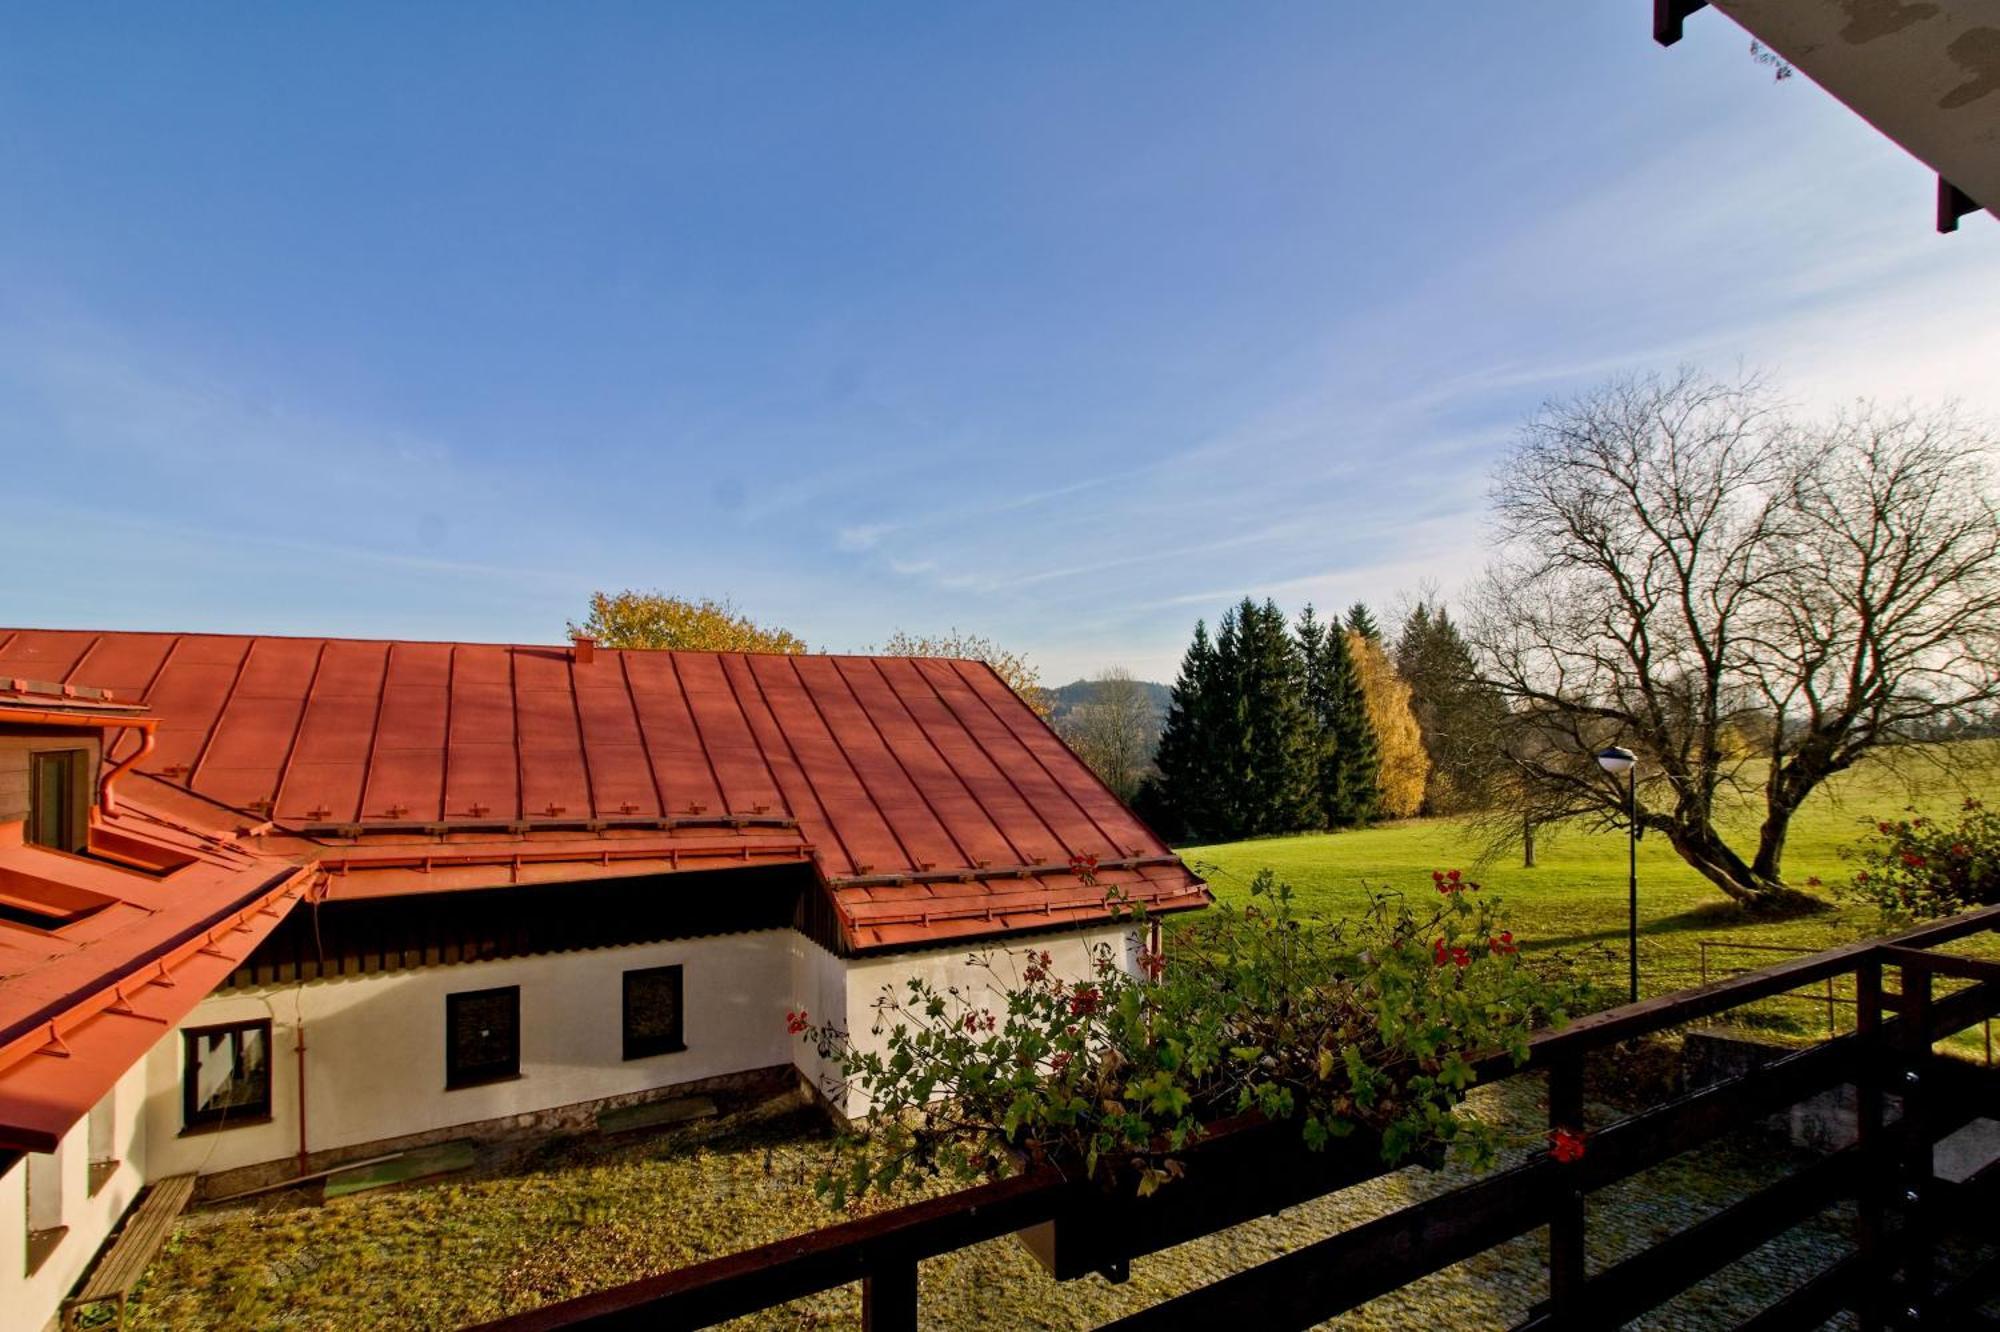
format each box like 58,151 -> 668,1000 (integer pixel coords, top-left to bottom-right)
1596,746 -> 1639,1004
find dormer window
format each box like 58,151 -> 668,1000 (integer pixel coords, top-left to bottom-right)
29,750 -> 89,854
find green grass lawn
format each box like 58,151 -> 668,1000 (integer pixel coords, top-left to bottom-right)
1179,744 -> 2000,1038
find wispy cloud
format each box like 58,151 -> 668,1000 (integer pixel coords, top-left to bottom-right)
836,523 -> 894,552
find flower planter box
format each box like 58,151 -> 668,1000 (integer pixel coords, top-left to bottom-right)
1015,1114 -> 1399,1281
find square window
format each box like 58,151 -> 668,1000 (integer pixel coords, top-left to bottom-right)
622,965 -> 685,1060
446,986 -> 519,1088
181,1020 -> 273,1131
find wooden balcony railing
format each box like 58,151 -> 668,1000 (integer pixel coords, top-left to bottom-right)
474,902 -> 2000,1331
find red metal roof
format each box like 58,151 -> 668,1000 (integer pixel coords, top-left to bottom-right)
0,631 -> 1207,951
0,797 -> 313,1153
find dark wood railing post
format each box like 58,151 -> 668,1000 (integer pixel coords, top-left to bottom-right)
1855,957 -> 1886,1332
862,1256 -> 919,1332
1547,1053 -> 1587,1323
1897,960 -> 1934,1326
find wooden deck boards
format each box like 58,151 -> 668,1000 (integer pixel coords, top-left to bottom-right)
64,1172 -> 197,1330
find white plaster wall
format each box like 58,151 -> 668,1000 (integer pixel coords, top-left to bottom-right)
1,1058 -> 150,1332
144,930 -> 796,1179
0,921 -> 1147,1328
789,923 -> 1143,1116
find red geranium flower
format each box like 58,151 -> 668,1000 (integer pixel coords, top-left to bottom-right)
786,1009 -> 810,1036
1488,931 -> 1518,956
1068,985 -> 1101,1017
1550,1127 -> 1586,1163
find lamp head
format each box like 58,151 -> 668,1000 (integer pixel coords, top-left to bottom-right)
1595,745 -> 1637,776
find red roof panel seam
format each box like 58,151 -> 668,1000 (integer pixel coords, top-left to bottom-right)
354,641 -> 397,823
508,645 -> 525,820
616,650 -> 670,818
439,644 -> 457,822
864,656 -> 1031,865
784,654 -> 919,873
116,634 -> 183,767
564,652 -> 601,820
733,655 -> 858,874
949,658 -> 1125,852
829,657 -> 978,870
185,636 -> 256,793
907,657 -> 1075,860
267,640 -> 328,820
711,652 -> 797,817
61,632 -> 105,687
965,656 -> 1174,857
665,653 -> 732,813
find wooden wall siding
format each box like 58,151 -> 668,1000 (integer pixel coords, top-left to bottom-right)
0,732 -> 99,826
224,865 -> 813,989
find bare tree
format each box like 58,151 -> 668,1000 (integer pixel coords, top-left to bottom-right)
1470,371 -> 2000,909
1057,668 -> 1160,803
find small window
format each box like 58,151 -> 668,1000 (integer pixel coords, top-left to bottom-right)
29,749 -> 89,854
446,986 -> 519,1089
181,1019 -> 272,1132
622,965 -> 685,1060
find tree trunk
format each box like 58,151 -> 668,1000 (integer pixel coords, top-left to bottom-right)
1522,817 -> 1537,869
1663,820 -> 1822,913
1754,741 -> 1840,886
1751,807 -> 1791,885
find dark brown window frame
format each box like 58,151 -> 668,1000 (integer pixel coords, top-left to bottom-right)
622,964 -> 687,1061
180,1017 -> 274,1133
445,985 -> 521,1089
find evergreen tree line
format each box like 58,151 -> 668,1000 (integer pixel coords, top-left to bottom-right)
1136,596 -> 1506,843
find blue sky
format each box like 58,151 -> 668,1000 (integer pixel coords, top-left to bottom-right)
4,4 -> 1996,684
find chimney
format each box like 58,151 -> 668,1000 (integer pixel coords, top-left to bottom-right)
571,633 -> 596,666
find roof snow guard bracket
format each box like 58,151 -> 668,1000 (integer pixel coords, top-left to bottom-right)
1653,0 -> 1707,46
1939,177 -> 1983,234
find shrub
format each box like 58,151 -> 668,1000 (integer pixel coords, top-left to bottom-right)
794,871 -> 1579,1208
1844,798 -> 2000,920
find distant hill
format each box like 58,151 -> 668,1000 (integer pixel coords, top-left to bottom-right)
1046,678 -> 1172,727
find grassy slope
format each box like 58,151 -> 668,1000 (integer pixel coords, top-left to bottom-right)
1180,743 -> 1999,1012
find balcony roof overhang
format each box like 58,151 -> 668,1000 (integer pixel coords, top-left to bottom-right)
1657,0 -> 1999,231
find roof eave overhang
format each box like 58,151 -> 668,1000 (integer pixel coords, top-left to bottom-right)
0,863 -> 318,1153
1660,0 -> 2000,230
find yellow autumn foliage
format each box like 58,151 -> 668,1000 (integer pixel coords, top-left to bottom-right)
571,590 -> 808,654
1349,630 -> 1429,818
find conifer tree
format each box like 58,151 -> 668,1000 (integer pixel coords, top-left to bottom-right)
1146,620 -> 1220,840
1232,598 -> 1316,835
1345,602 -> 1380,642
1327,622 -> 1380,824
1395,599 -> 1508,814
1295,604 -> 1341,827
